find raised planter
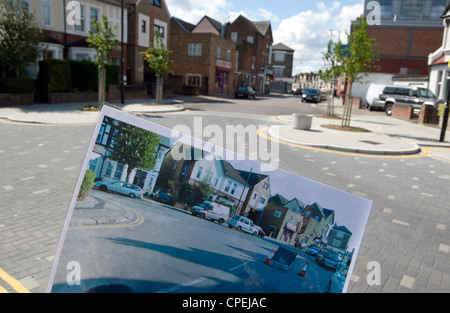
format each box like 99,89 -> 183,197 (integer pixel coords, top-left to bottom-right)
292,113 -> 313,130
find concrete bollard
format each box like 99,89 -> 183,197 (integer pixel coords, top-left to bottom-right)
293,113 -> 313,130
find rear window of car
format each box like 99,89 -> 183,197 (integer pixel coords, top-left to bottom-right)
305,88 -> 318,95
237,87 -> 247,92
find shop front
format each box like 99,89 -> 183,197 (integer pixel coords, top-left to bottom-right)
215,60 -> 232,96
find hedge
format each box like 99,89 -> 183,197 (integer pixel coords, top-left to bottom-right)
0,77 -> 35,94
77,169 -> 96,202
35,59 -> 72,94
67,60 -> 119,92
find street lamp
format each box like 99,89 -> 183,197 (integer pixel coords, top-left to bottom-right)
120,0 -> 125,104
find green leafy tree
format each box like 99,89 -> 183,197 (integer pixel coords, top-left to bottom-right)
86,15 -> 118,107
141,31 -> 172,104
341,16 -> 380,127
0,0 -> 44,78
108,122 -> 161,182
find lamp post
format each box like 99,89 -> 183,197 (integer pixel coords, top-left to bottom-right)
120,0 -> 125,104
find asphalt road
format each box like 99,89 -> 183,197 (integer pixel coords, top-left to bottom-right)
49,189 -> 334,293
1,95 -> 449,293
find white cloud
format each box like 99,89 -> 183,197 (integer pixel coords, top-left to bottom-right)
273,2 -> 364,74
165,0 -> 231,24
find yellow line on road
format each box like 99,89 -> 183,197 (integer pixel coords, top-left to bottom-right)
257,126 -> 431,159
0,268 -> 30,293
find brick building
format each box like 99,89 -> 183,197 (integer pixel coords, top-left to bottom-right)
225,15 -> 273,92
125,0 -> 171,84
364,0 -> 448,76
169,16 -> 237,96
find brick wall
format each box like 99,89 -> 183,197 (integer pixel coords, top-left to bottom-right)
392,104 -> 414,120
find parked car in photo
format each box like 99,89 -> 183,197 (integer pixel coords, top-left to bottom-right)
321,91 -> 327,101
370,85 -> 438,116
235,86 -> 256,99
191,201 -> 230,225
325,266 -> 349,293
152,191 -> 175,205
306,245 -> 321,256
253,225 -> 265,237
94,180 -> 143,199
227,215 -> 257,236
316,251 -> 340,271
301,88 -> 321,103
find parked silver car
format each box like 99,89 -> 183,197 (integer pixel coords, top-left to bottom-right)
227,215 -> 257,236
94,180 -> 143,199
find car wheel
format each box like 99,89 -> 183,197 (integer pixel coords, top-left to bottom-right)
129,193 -> 135,198
237,226 -> 242,232
218,218 -> 224,225
200,213 -> 206,219
252,232 -> 257,236
99,185 -> 107,192
385,103 -> 393,116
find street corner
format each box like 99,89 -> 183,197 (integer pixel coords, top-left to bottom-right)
69,193 -> 141,228
263,122 -> 424,157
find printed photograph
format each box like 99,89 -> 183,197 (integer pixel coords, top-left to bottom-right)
48,106 -> 372,293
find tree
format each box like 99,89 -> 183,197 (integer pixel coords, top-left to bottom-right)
340,16 -> 380,127
108,122 -> 161,183
86,15 -> 118,107
0,0 -> 43,78
141,31 -> 172,104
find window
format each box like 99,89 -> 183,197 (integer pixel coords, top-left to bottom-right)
142,20 -> 147,33
105,161 -> 114,177
274,52 -> 285,62
401,0 -> 423,19
74,5 -> 85,32
262,183 -> 268,190
230,183 -> 237,195
113,164 -> 123,180
155,25 -> 164,38
274,211 -> 282,218
224,181 -> 231,192
431,0 -> 447,18
274,67 -> 285,76
231,32 -> 237,43
90,8 -> 99,32
96,121 -> 112,146
226,50 -> 231,61
187,74 -> 201,87
152,0 -> 161,7
188,43 -> 202,56
41,0 -> 52,26
196,166 -> 203,179
247,36 -> 254,44
216,47 -> 221,59
259,197 -> 266,204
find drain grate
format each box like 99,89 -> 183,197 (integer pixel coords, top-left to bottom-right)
359,140 -> 382,145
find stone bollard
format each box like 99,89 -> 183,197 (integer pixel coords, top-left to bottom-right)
293,113 -> 313,130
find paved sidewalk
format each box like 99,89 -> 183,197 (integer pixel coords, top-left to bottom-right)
0,98 -> 185,124
269,99 -> 450,157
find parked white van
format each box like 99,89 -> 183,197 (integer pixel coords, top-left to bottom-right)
191,201 -> 230,225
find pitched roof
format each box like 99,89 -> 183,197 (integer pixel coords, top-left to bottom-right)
172,17 -> 196,33
237,170 -> 268,187
272,42 -> 294,52
200,15 -> 223,33
269,194 -> 289,206
219,160 -> 250,186
333,224 -> 352,235
252,21 -> 271,36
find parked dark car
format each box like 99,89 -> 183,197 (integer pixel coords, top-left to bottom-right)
316,251 -> 340,271
306,245 -> 321,256
301,88 -> 321,103
235,86 -> 256,99
152,191 -> 175,205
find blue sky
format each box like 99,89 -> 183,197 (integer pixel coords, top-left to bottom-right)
166,0 -> 366,73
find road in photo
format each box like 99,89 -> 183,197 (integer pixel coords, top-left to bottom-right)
50,189 -> 334,293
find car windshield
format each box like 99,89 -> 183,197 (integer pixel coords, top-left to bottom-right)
198,202 -> 210,209
417,88 -> 436,98
237,87 -> 247,92
326,252 -> 339,262
305,89 -> 318,95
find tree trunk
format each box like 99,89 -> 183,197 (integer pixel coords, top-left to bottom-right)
98,67 -> 106,108
341,80 -> 353,127
156,75 -> 163,104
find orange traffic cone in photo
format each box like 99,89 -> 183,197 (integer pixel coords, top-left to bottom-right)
298,261 -> 308,277
263,248 -> 275,265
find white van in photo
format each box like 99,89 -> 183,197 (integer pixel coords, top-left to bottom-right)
191,201 -> 231,225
